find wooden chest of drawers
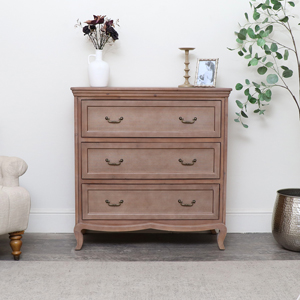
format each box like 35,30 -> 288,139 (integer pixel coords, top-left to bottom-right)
71,87 -> 231,250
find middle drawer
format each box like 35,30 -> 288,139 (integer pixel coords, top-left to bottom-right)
82,142 -> 220,179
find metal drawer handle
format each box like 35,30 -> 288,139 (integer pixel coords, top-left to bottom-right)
105,158 -> 123,166
178,199 -> 196,207
105,200 -> 124,207
105,116 -> 124,123
178,158 -> 197,166
179,117 -> 197,124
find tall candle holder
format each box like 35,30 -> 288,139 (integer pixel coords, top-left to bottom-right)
178,47 -> 195,88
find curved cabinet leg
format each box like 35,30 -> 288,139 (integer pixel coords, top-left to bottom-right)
217,225 -> 227,250
9,231 -> 24,260
74,226 -> 84,251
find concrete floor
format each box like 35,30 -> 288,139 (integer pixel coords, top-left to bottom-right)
0,232 -> 299,261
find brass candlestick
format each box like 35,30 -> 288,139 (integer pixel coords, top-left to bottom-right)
178,47 -> 195,88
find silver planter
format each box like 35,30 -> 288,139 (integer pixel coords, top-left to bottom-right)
272,189 -> 300,251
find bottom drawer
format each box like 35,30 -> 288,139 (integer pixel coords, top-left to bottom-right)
82,184 -> 219,220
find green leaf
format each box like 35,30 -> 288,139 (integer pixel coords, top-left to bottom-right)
280,16 -> 289,23
257,39 -> 266,47
265,25 -> 273,34
235,83 -> 243,90
262,17 -> 269,23
255,88 -> 262,94
284,50 -> 289,60
262,57 -> 267,62
249,97 -> 257,104
241,111 -> 248,118
253,11 -> 260,20
282,69 -> 293,78
265,62 -> 273,67
240,28 -> 247,36
238,51 -> 244,56
259,110 -> 265,115
265,89 -> 272,99
245,12 -> 249,20
266,74 -> 279,84
235,112 -> 241,117
281,66 -> 289,70
244,54 -> 252,59
255,25 -> 260,32
273,2 -> 282,9
234,118 -> 240,123
261,82 -> 266,87
244,88 -> 250,96
288,1 -> 295,7
276,52 -> 283,59
257,66 -> 268,75
245,79 -> 250,85
236,100 -> 244,108
254,109 -> 260,113
258,93 -> 264,101
252,82 -> 260,88
270,43 -> 278,52
238,33 -> 246,41
236,38 -> 243,44
250,58 -> 259,66
259,30 -> 269,38
242,123 -> 249,128
249,45 -> 253,54
227,48 -> 235,51
247,28 -> 256,39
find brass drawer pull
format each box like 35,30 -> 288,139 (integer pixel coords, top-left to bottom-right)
179,117 -> 197,124
178,158 -> 197,166
105,158 -> 124,166
178,199 -> 196,207
105,116 -> 124,123
105,200 -> 124,207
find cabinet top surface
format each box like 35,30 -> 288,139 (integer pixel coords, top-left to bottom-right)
71,87 -> 232,97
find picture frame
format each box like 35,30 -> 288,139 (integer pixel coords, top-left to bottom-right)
194,58 -> 219,87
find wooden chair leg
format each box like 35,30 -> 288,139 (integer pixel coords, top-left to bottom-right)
9,231 -> 24,261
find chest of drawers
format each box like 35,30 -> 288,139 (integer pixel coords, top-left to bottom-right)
71,87 -> 231,250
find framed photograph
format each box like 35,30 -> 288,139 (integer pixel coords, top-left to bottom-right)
194,58 -> 219,87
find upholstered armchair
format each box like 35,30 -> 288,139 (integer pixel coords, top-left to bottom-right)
0,156 -> 30,260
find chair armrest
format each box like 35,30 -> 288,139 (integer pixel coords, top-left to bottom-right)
1,157 -> 28,187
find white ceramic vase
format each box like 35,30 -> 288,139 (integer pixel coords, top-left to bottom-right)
88,50 -> 109,87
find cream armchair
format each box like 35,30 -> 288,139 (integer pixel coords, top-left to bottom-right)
0,156 -> 30,260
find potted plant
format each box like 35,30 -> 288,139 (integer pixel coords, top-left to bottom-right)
229,0 -> 300,251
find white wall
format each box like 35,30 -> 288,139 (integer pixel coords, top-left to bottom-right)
1,0 -> 299,233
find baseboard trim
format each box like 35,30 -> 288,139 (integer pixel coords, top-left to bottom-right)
226,211 -> 272,233
26,210 -> 273,233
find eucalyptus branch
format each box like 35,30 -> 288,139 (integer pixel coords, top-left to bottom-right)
229,0 -> 299,127
267,38 -> 296,52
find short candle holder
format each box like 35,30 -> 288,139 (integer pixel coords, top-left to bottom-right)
178,47 -> 195,88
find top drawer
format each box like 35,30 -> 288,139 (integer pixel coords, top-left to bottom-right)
81,100 -> 221,138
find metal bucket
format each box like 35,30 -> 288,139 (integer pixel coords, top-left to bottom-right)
272,189 -> 300,251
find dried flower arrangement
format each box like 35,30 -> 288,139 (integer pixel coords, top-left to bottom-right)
76,15 -> 119,50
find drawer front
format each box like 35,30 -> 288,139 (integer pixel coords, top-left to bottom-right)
82,143 -> 220,179
81,100 -> 221,138
82,184 -> 219,220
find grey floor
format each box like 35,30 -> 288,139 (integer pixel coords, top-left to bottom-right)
0,232 -> 299,261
